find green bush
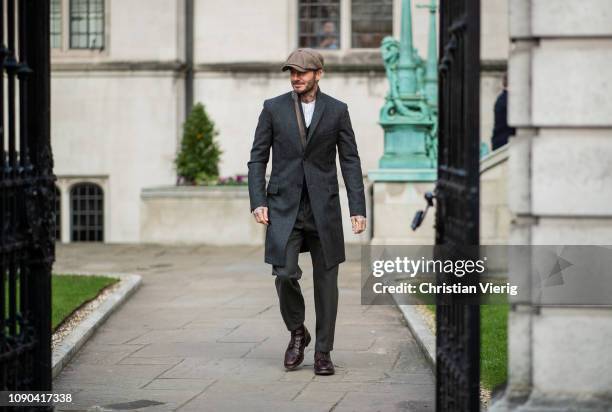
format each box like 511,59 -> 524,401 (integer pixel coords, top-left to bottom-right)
175,103 -> 222,185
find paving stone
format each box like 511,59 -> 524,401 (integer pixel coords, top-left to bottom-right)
133,341 -> 255,358
55,363 -> 170,388
334,389 -> 435,411
279,369 -> 316,382
182,318 -> 245,330
159,358 -> 243,380
118,356 -> 184,366
142,377 -> 216,391
61,388 -> 200,411
89,327 -> 150,344
70,349 -> 135,366
198,378 -> 308,402
178,398 -> 334,412
293,386 -> 347,403
216,320 -> 278,343
125,327 -> 234,344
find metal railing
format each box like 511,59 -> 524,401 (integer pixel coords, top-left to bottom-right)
0,1 -> 54,408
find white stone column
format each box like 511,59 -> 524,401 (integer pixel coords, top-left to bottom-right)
492,1 -> 612,410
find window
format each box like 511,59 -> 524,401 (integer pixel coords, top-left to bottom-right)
50,0 -> 106,51
298,0 -> 341,49
351,0 -> 393,48
69,0 -> 105,49
298,0 -> 394,50
70,183 -> 104,242
50,0 -> 62,49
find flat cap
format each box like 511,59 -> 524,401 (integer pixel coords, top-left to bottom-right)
281,48 -> 324,72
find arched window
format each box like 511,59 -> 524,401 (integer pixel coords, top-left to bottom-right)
70,183 -> 104,242
55,185 -> 61,241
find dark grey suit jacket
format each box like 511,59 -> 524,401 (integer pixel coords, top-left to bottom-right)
248,87 -> 366,270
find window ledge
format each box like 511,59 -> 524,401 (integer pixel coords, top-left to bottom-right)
317,49 -> 384,66
52,48 -> 109,61
194,50 -> 386,74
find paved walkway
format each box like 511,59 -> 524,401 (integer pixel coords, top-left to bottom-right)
53,244 -> 434,412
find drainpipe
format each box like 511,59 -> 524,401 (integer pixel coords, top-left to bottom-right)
185,0 -> 194,118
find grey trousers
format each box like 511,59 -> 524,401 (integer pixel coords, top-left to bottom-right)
273,187 -> 339,353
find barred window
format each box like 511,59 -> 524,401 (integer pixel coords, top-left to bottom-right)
351,0 -> 393,48
50,0 -> 62,49
70,183 -> 104,242
69,0 -> 104,49
298,0 -> 341,49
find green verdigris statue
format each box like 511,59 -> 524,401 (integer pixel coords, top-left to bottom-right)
380,38 -> 430,120
374,0 -> 438,177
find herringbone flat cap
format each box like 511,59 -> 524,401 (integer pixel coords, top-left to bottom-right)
281,48 -> 324,72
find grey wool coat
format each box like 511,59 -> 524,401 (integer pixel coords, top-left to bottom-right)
247,87 -> 366,270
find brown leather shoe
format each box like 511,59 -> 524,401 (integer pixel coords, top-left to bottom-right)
284,324 -> 311,370
314,351 -> 335,375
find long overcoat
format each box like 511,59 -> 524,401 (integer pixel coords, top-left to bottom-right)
247,87 -> 366,270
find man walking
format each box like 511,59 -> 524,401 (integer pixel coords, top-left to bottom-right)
248,48 -> 366,375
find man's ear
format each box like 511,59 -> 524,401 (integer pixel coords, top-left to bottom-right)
316,69 -> 323,81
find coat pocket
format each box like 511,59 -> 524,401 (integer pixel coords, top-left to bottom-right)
267,182 -> 279,194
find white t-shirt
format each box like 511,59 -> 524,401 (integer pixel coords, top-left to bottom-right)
301,100 -> 316,128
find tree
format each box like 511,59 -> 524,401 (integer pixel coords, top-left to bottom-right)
175,103 -> 222,185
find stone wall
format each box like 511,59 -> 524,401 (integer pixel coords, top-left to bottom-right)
140,181 -> 371,246
480,146 -> 511,245
492,1 -> 612,410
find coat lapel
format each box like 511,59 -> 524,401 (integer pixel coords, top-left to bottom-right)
288,86 -> 327,152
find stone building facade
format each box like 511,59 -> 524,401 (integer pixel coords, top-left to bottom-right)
51,0 -> 509,243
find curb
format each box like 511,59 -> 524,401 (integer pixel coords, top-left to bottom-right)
394,302 -> 492,411
52,272 -> 142,379
393,299 -> 436,371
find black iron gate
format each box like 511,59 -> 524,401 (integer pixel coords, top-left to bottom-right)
436,0 -> 481,410
0,0 -> 54,408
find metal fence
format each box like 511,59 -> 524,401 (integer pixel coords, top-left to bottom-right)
0,1 -> 54,409
436,0 -> 481,410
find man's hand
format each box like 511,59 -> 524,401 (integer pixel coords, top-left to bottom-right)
252,206 -> 269,225
350,215 -> 366,234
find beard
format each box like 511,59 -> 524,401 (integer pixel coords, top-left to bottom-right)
293,77 -> 317,95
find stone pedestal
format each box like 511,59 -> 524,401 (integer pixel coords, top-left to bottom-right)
378,123 -> 434,169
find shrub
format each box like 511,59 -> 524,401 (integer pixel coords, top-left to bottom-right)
175,103 -> 222,185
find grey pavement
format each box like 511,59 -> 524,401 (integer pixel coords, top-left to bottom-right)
53,243 -> 434,412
